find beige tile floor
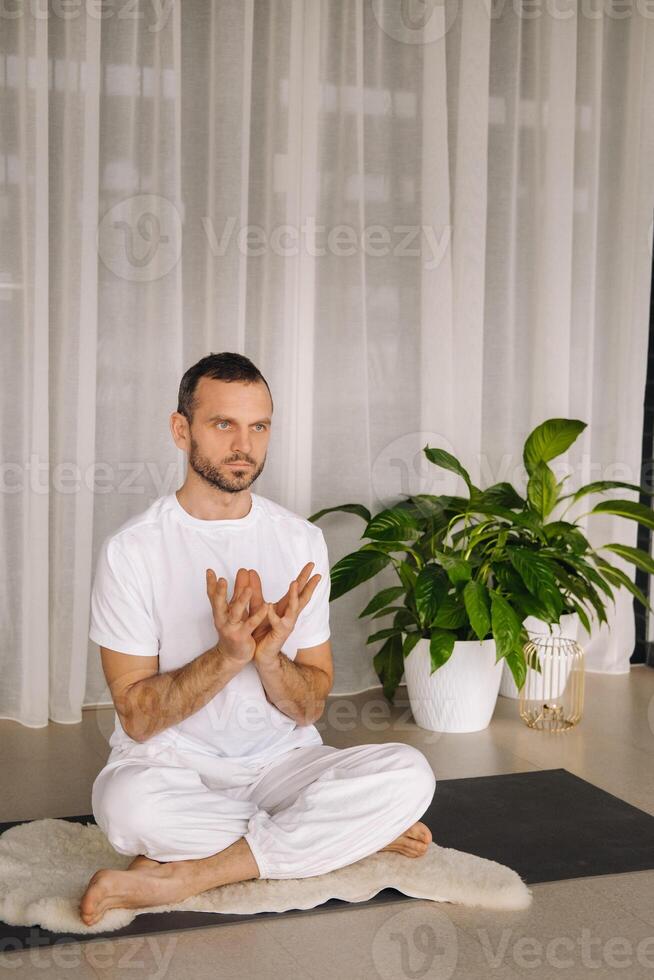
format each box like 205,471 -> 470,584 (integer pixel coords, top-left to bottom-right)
1,666 -> 654,979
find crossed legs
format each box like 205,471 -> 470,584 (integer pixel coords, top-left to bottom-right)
81,742 -> 436,927
80,821 -> 432,926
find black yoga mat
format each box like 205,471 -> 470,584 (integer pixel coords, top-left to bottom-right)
1,767 -> 654,950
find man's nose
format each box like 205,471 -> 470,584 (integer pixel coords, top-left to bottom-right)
231,429 -> 252,454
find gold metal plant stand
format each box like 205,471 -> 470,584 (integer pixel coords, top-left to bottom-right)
518,634 -> 585,733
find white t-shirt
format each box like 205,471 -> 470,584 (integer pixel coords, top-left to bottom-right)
89,491 -> 330,764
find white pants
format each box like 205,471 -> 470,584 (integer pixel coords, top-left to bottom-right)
91,741 -> 437,879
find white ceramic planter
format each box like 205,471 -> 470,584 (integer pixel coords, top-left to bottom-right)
404,637 -> 503,733
499,613 -> 580,700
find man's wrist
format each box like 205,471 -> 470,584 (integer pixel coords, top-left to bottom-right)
215,641 -> 250,666
254,645 -> 283,670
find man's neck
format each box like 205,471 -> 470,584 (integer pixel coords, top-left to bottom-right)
175,485 -> 253,521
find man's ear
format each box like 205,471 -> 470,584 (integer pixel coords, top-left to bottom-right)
169,411 -> 190,451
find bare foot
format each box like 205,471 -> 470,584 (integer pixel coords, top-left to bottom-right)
379,820 -> 432,858
79,860 -> 189,927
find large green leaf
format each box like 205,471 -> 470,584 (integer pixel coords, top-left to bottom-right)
593,556 -> 653,614
329,549 -> 391,601
560,480 -> 654,504
358,542 -> 423,566
432,594 -> 467,630
583,582 -> 609,627
423,446 -> 474,494
475,483 -> 526,510
590,499 -> 654,530
394,608 -> 418,630
543,521 -> 590,555
549,555 -> 611,622
308,503 -> 371,524
364,507 -> 421,542
492,562 -> 527,593
358,586 -> 406,618
366,627 -> 402,645
503,647 -> 527,690
416,527 -> 449,561
523,418 -> 586,476
567,597 -> 591,634
463,502 -> 548,543
491,567 -> 554,620
560,570 -> 608,628
455,519 -> 503,551
373,634 -> 405,702
490,590 -> 522,662
429,630 -> 457,672
414,565 -> 448,629
432,552 -> 472,585
463,580 -> 491,641
396,560 -> 418,595
506,548 -> 564,618
406,494 -> 454,521
402,631 -> 423,660
511,591 -> 556,623
599,543 -> 654,577
527,460 -> 559,519
548,559 -> 609,615
370,605 -> 406,620
561,554 -> 614,600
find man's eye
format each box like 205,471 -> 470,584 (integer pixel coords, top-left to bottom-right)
216,421 -> 229,430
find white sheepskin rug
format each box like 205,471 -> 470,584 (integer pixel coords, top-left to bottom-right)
0,818 -> 532,934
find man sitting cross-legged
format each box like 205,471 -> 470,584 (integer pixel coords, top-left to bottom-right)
80,353 -> 436,927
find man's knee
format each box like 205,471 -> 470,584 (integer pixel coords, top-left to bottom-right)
388,742 -> 437,811
92,764 -> 156,852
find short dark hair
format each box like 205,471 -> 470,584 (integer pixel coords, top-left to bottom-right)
176,352 -> 273,425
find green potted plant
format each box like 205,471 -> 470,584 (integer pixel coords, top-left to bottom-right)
309,418 -> 654,733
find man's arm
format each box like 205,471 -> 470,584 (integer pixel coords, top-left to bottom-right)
104,566 -> 269,743
254,639 -> 334,726
104,642 -> 248,743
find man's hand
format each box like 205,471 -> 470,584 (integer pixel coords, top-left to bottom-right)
247,564 -> 322,663
206,566 -> 270,664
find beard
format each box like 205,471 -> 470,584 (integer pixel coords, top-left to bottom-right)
188,435 -> 266,493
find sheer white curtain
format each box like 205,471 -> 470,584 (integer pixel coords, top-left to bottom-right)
2,0 -> 653,727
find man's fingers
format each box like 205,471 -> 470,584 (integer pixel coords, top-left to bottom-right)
277,580 -> 302,626
232,567 -> 250,602
297,573 -> 321,612
250,568 -> 264,612
209,566 -> 320,631
295,563 -> 315,595
247,601 -> 270,630
276,563 -> 315,618
287,580 -> 300,618
247,568 -> 265,609
229,585 -> 252,623
207,571 -> 229,621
